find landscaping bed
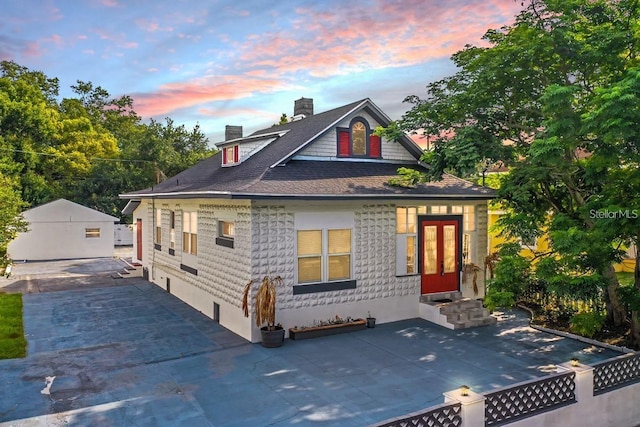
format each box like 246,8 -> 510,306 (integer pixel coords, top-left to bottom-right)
289,318 -> 366,340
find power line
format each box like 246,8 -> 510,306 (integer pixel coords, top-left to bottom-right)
0,147 -> 155,163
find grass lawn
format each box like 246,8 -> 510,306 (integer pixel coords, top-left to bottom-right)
617,271 -> 635,287
0,292 -> 27,359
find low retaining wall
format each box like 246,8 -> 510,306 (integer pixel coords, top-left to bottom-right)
371,352 -> 640,427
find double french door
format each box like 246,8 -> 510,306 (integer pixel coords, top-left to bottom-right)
420,218 -> 461,294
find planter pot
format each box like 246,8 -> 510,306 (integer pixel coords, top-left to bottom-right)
261,326 -> 285,348
289,319 -> 366,340
366,317 -> 376,328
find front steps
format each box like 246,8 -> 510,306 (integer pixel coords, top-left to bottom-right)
419,292 -> 497,330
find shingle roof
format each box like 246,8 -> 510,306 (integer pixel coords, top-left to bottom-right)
121,98 -> 493,200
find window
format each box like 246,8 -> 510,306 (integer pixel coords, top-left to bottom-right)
222,145 -> 239,166
220,221 -> 234,238
297,229 -> 352,283
396,207 -> 418,275
430,205 -> 448,214
337,118 -> 381,158
155,209 -> 162,245
216,220 -> 235,248
169,211 -> 175,249
182,212 -> 197,255
463,206 -> 475,231
85,228 -> 100,238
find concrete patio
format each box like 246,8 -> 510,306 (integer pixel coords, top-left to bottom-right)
0,279 -> 622,426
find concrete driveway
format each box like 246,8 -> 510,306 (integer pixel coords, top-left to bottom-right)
0,272 -> 623,426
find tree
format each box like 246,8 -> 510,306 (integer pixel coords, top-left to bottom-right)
382,0 -> 640,343
0,174 -> 27,264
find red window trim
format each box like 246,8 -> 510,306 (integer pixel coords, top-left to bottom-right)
222,145 -> 240,165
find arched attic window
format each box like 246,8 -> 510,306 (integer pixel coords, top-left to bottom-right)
337,118 -> 381,158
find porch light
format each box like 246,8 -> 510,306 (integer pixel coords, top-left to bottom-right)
570,358 -> 580,367
460,385 -> 470,396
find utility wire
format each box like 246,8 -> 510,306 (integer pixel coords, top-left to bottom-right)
0,147 -> 155,163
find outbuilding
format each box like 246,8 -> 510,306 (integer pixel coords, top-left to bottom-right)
8,199 -> 119,261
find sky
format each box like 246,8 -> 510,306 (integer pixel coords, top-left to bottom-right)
1,0 -> 524,147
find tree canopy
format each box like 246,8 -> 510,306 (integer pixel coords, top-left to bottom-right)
383,0 -> 640,345
0,60 -> 215,260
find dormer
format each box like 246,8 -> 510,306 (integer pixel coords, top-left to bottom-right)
336,117 -> 381,159
218,125 -> 289,167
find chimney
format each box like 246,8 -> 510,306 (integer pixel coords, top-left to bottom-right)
225,125 -> 243,141
293,97 -> 313,118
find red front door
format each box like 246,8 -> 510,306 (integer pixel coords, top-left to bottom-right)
420,219 -> 460,294
136,219 -> 143,261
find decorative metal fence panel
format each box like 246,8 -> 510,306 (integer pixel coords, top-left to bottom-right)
484,371 -> 576,426
371,402 -> 462,427
593,352 -> 640,395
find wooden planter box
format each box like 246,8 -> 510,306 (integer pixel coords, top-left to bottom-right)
289,319 -> 367,340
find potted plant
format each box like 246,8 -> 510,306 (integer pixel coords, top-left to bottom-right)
241,274 -> 285,348
366,311 -> 376,328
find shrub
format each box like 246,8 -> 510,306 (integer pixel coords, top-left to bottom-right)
484,289 -> 515,313
570,312 -> 606,338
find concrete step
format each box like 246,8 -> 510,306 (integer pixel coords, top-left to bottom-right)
419,295 -> 496,330
451,316 -> 497,330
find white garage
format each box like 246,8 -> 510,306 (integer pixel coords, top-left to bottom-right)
8,199 -> 119,261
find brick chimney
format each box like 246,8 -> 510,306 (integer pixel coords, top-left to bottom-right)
225,125 -> 243,141
293,97 -> 313,117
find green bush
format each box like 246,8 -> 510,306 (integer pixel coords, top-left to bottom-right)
570,312 -> 605,338
484,289 -> 515,313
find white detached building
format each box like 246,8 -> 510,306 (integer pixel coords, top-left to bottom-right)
121,98 -> 496,343
9,199 -> 118,261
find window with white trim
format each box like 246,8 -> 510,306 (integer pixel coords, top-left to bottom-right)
155,209 -> 162,245
182,212 -> 198,255
169,210 -> 175,249
396,207 -> 418,275
222,145 -> 239,166
297,229 -> 351,283
430,205 -> 448,214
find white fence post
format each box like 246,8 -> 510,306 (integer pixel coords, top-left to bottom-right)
443,388 -> 486,427
560,360 -> 594,404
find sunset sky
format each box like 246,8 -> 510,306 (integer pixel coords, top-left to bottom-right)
2,0 -> 524,146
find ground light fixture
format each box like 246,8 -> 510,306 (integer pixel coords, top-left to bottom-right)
460,385 -> 470,396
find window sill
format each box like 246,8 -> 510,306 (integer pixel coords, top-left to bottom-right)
215,237 -> 234,249
180,264 -> 198,276
293,280 -> 356,295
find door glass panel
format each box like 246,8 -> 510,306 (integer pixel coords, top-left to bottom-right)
423,225 -> 437,275
444,225 -> 456,273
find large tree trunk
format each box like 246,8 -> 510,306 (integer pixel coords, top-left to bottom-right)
603,264 -> 626,326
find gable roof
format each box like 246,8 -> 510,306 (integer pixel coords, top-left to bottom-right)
121,98 -> 493,201
23,199 -> 119,223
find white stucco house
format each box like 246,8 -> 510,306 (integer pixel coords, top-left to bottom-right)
121,98 -> 495,343
8,199 -> 119,261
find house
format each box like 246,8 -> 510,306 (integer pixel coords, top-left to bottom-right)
120,98 -> 496,343
8,199 -> 119,261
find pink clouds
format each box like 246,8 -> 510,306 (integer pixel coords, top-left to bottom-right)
133,75 -> 285,117
124,0 -> 524,119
